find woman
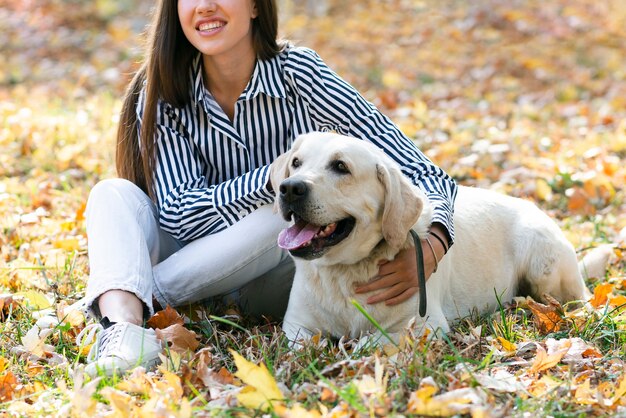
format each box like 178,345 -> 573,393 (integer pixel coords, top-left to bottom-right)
81,0 -> 456,376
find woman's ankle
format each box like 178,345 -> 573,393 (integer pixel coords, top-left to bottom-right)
97,290 -> 145,326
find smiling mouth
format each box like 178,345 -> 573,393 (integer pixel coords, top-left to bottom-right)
197,21 -> 225,32
277,214 -> 356,259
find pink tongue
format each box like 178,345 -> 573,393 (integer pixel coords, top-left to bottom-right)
278,220 -> 321,250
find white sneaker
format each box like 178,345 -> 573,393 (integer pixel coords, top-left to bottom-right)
77,319 -> 163,377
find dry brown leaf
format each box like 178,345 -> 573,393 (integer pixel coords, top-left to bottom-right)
192,348 -> 234,387
155,323 -> 199,353
0,371 -> 18,402
526,296 -> 563,335
0,295 -> 19,321
528,340 -> 571,374
147,305 -> 185,329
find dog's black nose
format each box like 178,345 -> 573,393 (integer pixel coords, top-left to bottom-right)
279,178 -> 308,203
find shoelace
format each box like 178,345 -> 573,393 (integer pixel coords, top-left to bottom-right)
76,322 -> 123,362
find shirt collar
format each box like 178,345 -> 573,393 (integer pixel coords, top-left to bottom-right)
243,54 -> 286,100
191,52 -> 286,107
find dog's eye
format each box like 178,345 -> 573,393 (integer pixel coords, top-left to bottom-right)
292,158 -> 301,168
332,160 -> 350,174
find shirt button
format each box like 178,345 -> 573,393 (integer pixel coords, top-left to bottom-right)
239,210 -> 247,217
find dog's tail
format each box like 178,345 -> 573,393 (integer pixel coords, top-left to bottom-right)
578,244 -> 615,280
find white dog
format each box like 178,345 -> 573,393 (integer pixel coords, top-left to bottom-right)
271,132 -> 590,344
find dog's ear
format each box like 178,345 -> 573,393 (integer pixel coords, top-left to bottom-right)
270,135 -> 307,212
377,162 -> 424,249
270,151 -> 291,212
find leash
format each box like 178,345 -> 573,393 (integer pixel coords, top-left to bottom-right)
409,230 -> 428,317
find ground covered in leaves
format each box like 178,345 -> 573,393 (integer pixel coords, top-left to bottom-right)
1,0 -> 626,416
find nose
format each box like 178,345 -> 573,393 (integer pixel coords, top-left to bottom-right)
197,1 -> 217,13
279,178 -> 308,203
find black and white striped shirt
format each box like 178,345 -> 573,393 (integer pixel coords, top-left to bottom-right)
138,46 -> 457,243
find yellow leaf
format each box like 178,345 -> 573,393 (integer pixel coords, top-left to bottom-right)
160,367 -> 184,401
382,70 -> 403,89
535,179 -> 552,201
407,386 -> 484,416
230,349 -> 284,411
53,237 -> 80,251
527,374 -> 561,398
497,337 -> 517,352
116,368 -> 153,395
100,387 -> 134,417
14,290 -> 51,310
274,403 -> 322,418
574,379 -> 597,405
612,374 -> 626,404
69,372 -> 100,417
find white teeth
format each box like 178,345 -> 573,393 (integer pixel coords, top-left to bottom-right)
315,223 -> 337,239
198,21 -> 224,31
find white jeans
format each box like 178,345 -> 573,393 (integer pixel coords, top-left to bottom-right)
84,178 -> 294,319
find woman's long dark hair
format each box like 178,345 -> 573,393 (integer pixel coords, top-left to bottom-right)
116,0 -> 284,198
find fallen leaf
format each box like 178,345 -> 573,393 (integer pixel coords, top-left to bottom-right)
590,283 -> 614,308
147,305 -> 185,329
14,290 -> 51,310
155,323 -> 199,353
155,367 -> 185,401
474,369 -> 523,393
100,386 -> 134,417
611,374 -> 626,405
20,324 -> 55,358
0,295 -> 19,321
230,349 -> 285,411
574,379 -> 597,405
274,403 -> 323,418
75,202 -> 86,221
609,294 -> 626,308
527,296 -> 563,335
0,371 -> 18,402
407,385 -> 485,416
497,336 -> 517,352
527,374 -> 562,397
528,340 -> 572,374
53,237 -> 80,251
546,337 -> 602,364
65,370 -> 100,417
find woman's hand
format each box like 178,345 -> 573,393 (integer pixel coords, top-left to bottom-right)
355,225 -> 448,306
